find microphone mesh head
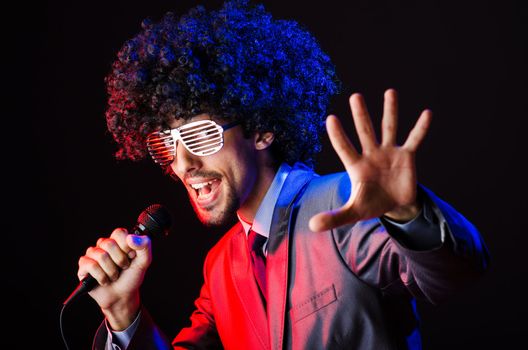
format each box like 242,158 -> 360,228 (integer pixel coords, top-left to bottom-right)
136,204 -> 172,237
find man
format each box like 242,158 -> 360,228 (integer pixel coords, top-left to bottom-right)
78,1 -> 489,349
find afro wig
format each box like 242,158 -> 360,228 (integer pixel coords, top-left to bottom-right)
105,0 -> 340,167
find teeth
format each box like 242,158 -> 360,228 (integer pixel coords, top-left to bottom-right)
190,181 -> 214,190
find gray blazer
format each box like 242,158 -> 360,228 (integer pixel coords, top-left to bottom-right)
94,163 -> 489,349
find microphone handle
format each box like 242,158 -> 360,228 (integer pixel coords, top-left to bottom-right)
62,274 -> 99,306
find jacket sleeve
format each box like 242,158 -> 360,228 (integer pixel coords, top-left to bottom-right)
332,173 -> 490,305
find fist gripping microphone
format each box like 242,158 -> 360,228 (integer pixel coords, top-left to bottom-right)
63,204 -> 172,306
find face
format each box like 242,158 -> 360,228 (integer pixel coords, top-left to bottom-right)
168,114 -> 261,227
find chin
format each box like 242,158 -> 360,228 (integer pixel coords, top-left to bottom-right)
196,210 -> 235,227
192,201 -> 238,228
188,181 -> 241,228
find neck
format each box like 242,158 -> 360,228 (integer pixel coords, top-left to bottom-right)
237,163 -> 278,223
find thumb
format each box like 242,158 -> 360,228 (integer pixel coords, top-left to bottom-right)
126,234 -> 152,267
309,207 -> 359,232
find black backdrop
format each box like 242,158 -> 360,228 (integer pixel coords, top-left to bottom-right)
6,0 -> 526,349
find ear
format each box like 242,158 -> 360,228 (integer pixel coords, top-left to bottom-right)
254,131 -> 275,150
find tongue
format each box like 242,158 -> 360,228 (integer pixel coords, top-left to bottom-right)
200,184 -> 212,195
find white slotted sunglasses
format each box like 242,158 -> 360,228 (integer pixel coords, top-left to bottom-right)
146,119 -> 240,167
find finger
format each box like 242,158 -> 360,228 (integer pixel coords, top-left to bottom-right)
349,93 -> 378,151
97,238 -> 131,270
326,115 -> 360,167
309,206 -> 359,232
78,255 -> 111,286
85,246 -> 122,282
403,109 -> 432,151
381,89 -> 398,146
109,228 -> 136,259
309,181 -> 365,231
126,235 -> 152,268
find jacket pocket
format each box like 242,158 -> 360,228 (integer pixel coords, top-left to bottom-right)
290,284 -> 337,323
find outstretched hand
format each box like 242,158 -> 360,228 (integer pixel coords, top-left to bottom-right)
309,89 -> 432,232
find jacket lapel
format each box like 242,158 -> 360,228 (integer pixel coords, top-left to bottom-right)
266,163 -> 314,350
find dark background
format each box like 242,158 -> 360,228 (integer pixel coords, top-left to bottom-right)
6,0 -> 526,348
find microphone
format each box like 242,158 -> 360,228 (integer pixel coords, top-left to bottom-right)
63,204 -> 172,306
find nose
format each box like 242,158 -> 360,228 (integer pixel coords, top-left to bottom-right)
170,141 -> 202,180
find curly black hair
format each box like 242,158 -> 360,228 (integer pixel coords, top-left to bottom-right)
105,0 -> 340,168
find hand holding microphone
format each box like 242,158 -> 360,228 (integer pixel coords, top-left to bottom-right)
63,204 -> 171,330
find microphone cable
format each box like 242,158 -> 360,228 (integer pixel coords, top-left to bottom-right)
60,302 -> 71,350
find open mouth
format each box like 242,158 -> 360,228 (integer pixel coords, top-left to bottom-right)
189,179 -> 221,207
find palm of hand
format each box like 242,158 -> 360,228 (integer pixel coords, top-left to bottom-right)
309,89 -> 431,232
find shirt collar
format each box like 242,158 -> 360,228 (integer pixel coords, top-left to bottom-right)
237,162 -> 292,238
